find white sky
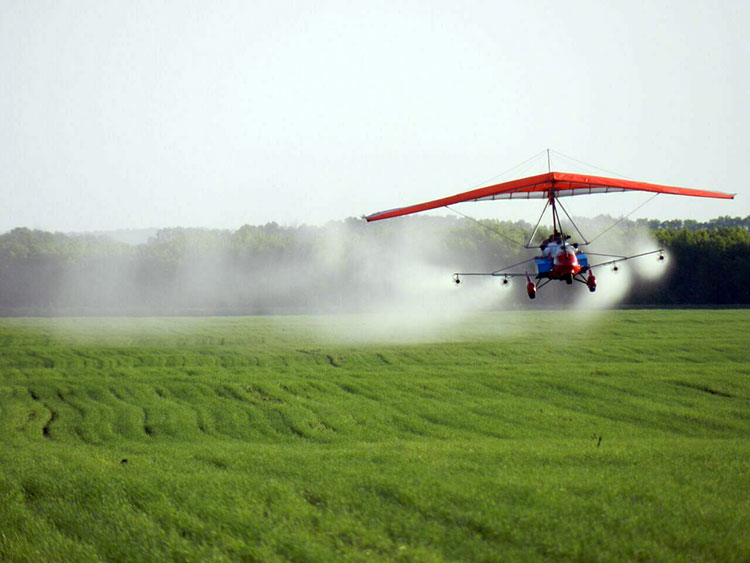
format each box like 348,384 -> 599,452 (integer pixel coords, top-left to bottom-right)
1,0 -> 747,232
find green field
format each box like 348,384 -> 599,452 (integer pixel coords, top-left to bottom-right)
1,311 -> 748,562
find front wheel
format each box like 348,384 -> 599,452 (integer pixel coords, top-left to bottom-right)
526,280 -> 537,299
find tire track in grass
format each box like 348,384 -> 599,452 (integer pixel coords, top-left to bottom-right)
376,353 -> 391,365
248,381 -> 342,440
25,350 -> 55,368
142,378 -> 242,440
195,381 -> 296,440
71,349 -> 106,369
136,384 -> 220,440
172,385 -> 211,435
150,382 -> 213,436
106,385 -> 150,439
27,388 -> 58,439
143,408 -> 153,436
336,381 -> 381,402
297,348 -> 346,369
672,381 -> 733,398
82,387 -> 123,443
55,388 -> 86,441
42,408 -> 58,439
55,385 -> 113,445
277,381 -> 342,438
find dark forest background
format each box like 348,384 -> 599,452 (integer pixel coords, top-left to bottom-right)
0,215 -> 748,315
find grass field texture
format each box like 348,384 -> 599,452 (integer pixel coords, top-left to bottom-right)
0,310 -> 748,561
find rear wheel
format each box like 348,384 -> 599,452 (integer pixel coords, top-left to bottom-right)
586,273 -> 597,293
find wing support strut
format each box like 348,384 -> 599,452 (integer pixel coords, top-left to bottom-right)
525,200 -> 550,249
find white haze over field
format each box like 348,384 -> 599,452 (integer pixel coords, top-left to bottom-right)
314,222 -> 510,342
174,219 -> 516,342
570,229 -> 670,313
44,216 -> 670,342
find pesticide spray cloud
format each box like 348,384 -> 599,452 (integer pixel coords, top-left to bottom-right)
569,223 -> 670,314
45,219 -> 513,341
35,214 -> 670,342
310,218 -> 512,342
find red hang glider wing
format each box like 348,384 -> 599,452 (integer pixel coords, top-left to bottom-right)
365,173 -> 555,222
550,172 -> 735,200
364,171 -> 734,222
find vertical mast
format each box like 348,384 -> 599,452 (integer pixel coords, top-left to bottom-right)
547,149 -> 560,235
550,194 -> 559,235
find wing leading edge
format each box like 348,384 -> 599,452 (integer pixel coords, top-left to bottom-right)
364,172 -> 734,222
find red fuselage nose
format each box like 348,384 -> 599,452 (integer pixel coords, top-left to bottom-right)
553,248 -> 581,277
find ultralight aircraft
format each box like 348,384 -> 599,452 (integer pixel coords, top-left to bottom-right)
365,159 -> 734,299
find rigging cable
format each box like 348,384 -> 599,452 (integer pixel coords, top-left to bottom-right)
445,205 -> 527,249
445,149 -> 660,250
549,149 -> 634,180
549,149 -> 662,244
442,150 -> 550,249
586,192 -> 661,244
461,150 -> 547,191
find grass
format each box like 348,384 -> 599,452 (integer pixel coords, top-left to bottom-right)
0,310 -> 748,561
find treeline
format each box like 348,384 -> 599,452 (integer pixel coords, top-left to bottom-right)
642,216 -> 750,231
645,227 -> 750,305
0,215 -> 748,314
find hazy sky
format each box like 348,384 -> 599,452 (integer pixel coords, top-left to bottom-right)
1,1 -> 747,232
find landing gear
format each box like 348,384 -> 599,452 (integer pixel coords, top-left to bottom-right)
527,283 -> 537,299
526,274 -> 537,299
587,272 -> 597,293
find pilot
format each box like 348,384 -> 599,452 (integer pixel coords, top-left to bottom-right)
541,234 -> 559,259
